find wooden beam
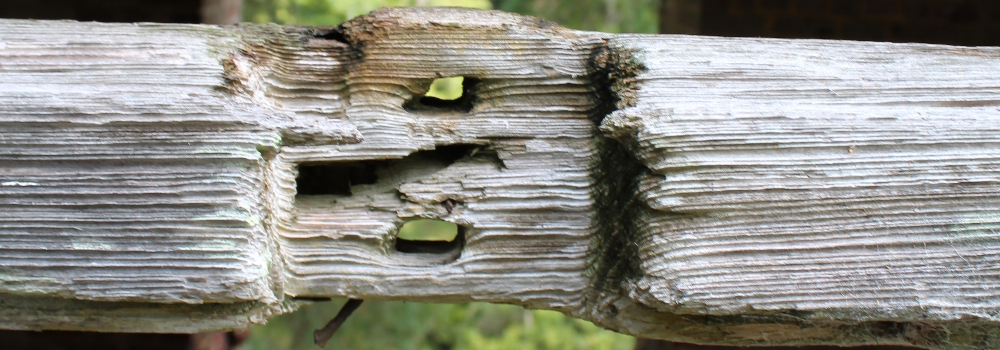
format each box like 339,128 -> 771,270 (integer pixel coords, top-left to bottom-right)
1,8 -> 999,348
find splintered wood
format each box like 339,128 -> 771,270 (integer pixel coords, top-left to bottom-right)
2,8 -> 1000,348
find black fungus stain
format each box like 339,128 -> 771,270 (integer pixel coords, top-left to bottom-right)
585,43 -> 649,295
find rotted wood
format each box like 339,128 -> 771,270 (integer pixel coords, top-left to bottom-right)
2,8 -> 1000,349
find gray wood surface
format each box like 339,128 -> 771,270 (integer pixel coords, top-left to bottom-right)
2,8 -> 999,348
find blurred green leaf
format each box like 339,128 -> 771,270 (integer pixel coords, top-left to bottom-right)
426,76 -> 465,101
398,219 -> 459,241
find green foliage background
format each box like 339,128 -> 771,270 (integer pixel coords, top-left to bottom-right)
493,0 -> 658,33
243,0 -> 658,32
242,1 -> 655,348
247,300 -> 635,350
244,0 -> 491,25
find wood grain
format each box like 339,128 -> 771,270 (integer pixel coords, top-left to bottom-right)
598,35 -> 1000,348
2,8 -> 1000,348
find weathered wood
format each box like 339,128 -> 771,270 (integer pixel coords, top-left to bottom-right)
2,8 -> 1000,348
596,36 -> 1000,349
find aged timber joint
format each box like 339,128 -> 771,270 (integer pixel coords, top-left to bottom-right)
3,7 -> 1000,349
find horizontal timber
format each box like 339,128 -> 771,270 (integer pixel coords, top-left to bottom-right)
2,7 -> 1000,349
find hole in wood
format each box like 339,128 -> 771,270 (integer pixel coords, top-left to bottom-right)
313,26 -> 348,44
427,144 -> 476,163
395,219 -> 464,256
295,145 -> 477,198
405,76 -> 479,112
296,162 -> 377,196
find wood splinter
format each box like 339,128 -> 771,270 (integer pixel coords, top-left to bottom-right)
313,299 -> 364,348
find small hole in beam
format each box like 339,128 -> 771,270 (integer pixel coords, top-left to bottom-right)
405,76 -> 479,113
295,145 -> 478,197
296,162 -> 377,196
396,219 -> 463,255
314,26 -> 349,44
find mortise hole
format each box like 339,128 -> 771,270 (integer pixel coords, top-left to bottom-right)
294,144 -> 477,197
296,162 -> 377,196
405,76 -> 479,113
428,144 -> 476,163
395,219 -> 464,255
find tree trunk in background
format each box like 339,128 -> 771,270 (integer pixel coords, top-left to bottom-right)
200,0 -> 242,24
695,0 -> 1000,46
658,0 -> 700,34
